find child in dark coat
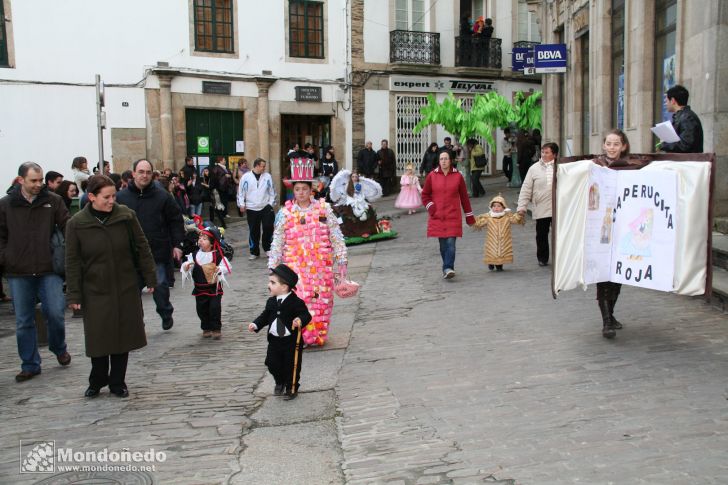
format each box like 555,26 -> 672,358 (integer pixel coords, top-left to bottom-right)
248,264 -> 312,400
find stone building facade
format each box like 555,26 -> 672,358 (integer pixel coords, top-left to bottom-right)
350,0 -> 542,176
535,0 -> 728,217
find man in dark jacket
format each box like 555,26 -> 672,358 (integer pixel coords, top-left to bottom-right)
209,156 -> 232,227
356,141 -> 379,178
116,159 -> 185,330
377,139 -> 397,196
0,162 -> 71,382
660,84 -> 704,153
181,156 -> 196,182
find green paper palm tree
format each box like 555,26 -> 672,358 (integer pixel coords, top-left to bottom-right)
414,91 -> 542,147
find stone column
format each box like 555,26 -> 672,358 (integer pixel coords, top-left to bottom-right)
255,78 -> 276,162
158,74 -> 174,170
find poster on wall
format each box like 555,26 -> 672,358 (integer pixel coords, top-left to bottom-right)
583,165 -> 677,291
197,156 -> 210,176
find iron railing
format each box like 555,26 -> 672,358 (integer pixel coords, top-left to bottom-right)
455,36 -> 502,69
513,40 -> 541,50
389,30 -> 440,66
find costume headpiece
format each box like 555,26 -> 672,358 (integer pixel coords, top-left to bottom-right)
489,193 -> 508,208
289,157 -> 316,183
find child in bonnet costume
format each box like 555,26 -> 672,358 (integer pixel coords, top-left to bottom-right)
473,194 -> 524,271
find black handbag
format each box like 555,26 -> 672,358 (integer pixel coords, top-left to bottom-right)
474,154 -> 487,168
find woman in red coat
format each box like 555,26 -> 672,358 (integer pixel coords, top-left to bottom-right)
421,150 -> 476,279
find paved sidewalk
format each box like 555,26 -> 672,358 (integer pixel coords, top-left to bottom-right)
1,177 -> 727,484
335,180 -> 728,484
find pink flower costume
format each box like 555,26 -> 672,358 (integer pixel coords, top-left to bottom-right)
268,198 -> 347,346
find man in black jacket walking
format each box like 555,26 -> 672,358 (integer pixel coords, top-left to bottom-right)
0,162 -> 71,382
116,159 -> 185,330
661,84 -> 704,153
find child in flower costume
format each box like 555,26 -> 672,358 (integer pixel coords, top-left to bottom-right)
473,194 -> 524,271
268,158 -> 348,347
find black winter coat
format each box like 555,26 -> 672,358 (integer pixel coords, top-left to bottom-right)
421,150 -> 439,175
0,186 -> 70,276
661,106 -> 704,153
116,181 -> 185,263
356,148 -> 378,175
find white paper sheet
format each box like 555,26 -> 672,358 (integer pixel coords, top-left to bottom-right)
651,121 -> 680,143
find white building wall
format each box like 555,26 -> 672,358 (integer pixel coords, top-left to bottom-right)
363,0 -> 390,63
0,85 -> 99,183
1,0 -> 350,184
364,90 -> 390,145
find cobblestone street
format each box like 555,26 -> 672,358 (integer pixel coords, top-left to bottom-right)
1,180 -> 727,484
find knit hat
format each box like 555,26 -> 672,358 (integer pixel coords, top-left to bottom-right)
270,264 -> 299,289
489,194 -> 508,209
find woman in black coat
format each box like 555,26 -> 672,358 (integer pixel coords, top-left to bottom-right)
420,142 -> 440,176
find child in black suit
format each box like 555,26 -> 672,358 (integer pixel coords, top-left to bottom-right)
248,264 -> 312,400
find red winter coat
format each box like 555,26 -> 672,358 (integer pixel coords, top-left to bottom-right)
421,167 -> 474,238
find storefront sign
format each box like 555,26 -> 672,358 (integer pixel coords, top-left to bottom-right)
512,47 -> 530,72
390,76 -> 495,94
534,44 -> 567,73
202,81 -> 231,95
295,86 -> 322,102
197,136 -> 210,154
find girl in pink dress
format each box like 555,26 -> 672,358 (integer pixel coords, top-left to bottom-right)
395,163 -> 423,214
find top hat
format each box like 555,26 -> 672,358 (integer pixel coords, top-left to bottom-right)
289,157 -> 316,183
270,263 -> 299,289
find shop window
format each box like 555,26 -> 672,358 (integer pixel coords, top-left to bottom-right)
289,1 -> 324,59
193,0 -> 235,54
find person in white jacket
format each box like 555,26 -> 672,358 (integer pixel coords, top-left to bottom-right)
517,142 -> 559,266
237,158 -> 277,260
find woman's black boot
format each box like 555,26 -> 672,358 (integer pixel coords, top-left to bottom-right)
599,299 -> 616,339
608,299 -> 623,329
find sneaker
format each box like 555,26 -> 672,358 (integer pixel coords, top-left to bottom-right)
162,316 -> 174,330
443,269 -> 455,279
488,264 -> 495,271
15,370 -> 41,382
248,254 -> 259,261
56,351 -> 72,366
211,330 -> 222,340
202,331 -> 212,338
274,384 -> 285,396
538,261 -> 548,267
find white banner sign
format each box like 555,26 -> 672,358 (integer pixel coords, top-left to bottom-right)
390,76 -> 496,94
583,165 -> 677,291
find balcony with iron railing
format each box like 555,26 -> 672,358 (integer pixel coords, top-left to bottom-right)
389,30 -> 440,67
455,36 -> 502,69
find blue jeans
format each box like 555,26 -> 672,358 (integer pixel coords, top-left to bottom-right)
438,237 -> 457,273
190,203 -> 203,217
8,274 -> 67,373
140,262 -> 174,321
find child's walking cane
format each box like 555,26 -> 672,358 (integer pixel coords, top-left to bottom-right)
289,323 -> 303,399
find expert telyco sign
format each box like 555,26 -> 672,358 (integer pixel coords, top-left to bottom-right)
534,44 -> 567,73
390,76 -> 496,94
